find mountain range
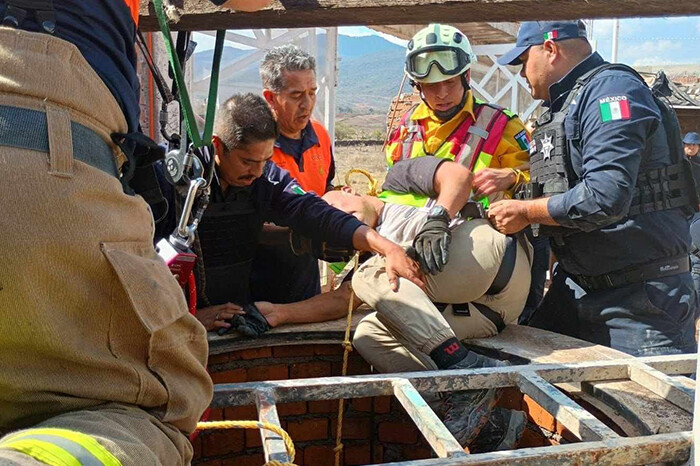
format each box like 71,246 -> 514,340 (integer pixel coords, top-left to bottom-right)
192,33 -> 407,114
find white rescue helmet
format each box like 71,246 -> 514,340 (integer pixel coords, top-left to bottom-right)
405,23 -> 474,84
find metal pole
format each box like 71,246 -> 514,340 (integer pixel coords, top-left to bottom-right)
611,19 -> 619,62
324,27 -> 338,152
691,343 -> 700,464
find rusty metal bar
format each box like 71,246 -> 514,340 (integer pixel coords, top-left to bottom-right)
381,431 -> 692,466
255,390 -> 290,464
391,379 -> 468,459
514,371 -> 618,441
212,355 -> 696,408
628,362 -> 694,413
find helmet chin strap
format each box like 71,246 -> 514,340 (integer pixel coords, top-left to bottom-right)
417,74 -> 471,122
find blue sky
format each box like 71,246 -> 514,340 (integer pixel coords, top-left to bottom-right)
589,17 -> 700,65
193,17 -> 700,66
340,18 -> 700,66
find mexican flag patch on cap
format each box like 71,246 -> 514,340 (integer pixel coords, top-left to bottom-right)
543,30 -> 558,40
599,96 -> 630,122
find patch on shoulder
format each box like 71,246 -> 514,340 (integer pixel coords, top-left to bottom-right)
514,129 -> 531,151
290,185 -> 306,195
599,96 -> 630,122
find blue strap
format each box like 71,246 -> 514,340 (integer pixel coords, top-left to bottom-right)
0,105 -> 118,178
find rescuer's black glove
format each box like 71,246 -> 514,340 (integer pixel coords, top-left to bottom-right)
412,205 -> 451,275
218,303 -> 270,337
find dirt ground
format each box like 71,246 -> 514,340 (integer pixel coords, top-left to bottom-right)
333,143 -> 387,193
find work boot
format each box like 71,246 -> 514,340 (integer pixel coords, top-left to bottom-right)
442,353 -> 509,447
469,407 -> 527,453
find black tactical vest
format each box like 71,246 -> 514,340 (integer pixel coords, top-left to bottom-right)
196,186 -> 263,307
523,63 -> 698,237
527,106 -> 572,200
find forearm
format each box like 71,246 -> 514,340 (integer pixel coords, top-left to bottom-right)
527,198 -> 559,226
352,225 -> 403,256
546,180 -> 632,231
352,227 -> 425,292
266,283 -> 359,327
433,162 -> 473,217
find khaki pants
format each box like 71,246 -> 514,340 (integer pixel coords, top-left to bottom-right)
353,219 -> 532,373
0,28 -> 212,464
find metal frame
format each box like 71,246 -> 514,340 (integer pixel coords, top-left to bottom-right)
211,354 -> 695,465
470,44 -> 540,121
191,28 -> 338,143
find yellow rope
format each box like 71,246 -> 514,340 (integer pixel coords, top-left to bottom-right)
197,420 -> 296,465
344,169 -> 379,196
198,255 -> 361,466
334,253 -> 360,466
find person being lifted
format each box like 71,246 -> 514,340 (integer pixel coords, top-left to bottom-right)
323,155 -> 533,452
383,23 -> 537,289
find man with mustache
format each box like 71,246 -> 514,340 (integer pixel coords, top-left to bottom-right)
249,45 -> 339,309
490,21 -> 698,356
157,93 -> 424,334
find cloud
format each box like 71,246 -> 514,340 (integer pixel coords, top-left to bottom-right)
627,40 -> 684,65
338,26 -> 374,37
374,31 -> 408,47
632,57 -> 686,66
639,39 -> 683,55
340,26 -> 407,46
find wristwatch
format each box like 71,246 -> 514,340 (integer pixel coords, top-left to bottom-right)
428,205 -> 450,220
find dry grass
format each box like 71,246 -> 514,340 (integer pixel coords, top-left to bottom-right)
337,113 -> 387,133
333,143 -> 387,193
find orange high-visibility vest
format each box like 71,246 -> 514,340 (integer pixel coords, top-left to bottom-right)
124,0 -> 139,25
272,120 -> 333,195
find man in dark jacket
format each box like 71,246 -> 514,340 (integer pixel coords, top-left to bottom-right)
156,93 -> 424,334
490,20 -> 697,356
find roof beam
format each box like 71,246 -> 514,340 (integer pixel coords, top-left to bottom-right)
139,0 -> 700,32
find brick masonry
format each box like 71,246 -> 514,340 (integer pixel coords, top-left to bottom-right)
194,343 -> 576,465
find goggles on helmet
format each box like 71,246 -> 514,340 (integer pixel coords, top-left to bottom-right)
406,46 -> 471,80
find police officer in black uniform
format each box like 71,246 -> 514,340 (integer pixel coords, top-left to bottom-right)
489,21 -> 697,356
156,93 -> 424,335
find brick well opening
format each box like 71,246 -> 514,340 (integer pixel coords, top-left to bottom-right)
194,341 -> 572,465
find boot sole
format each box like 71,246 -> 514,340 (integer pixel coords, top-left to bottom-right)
494,409 -> 527,451
449,386 -> 504,447
464,387 -> 504,445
